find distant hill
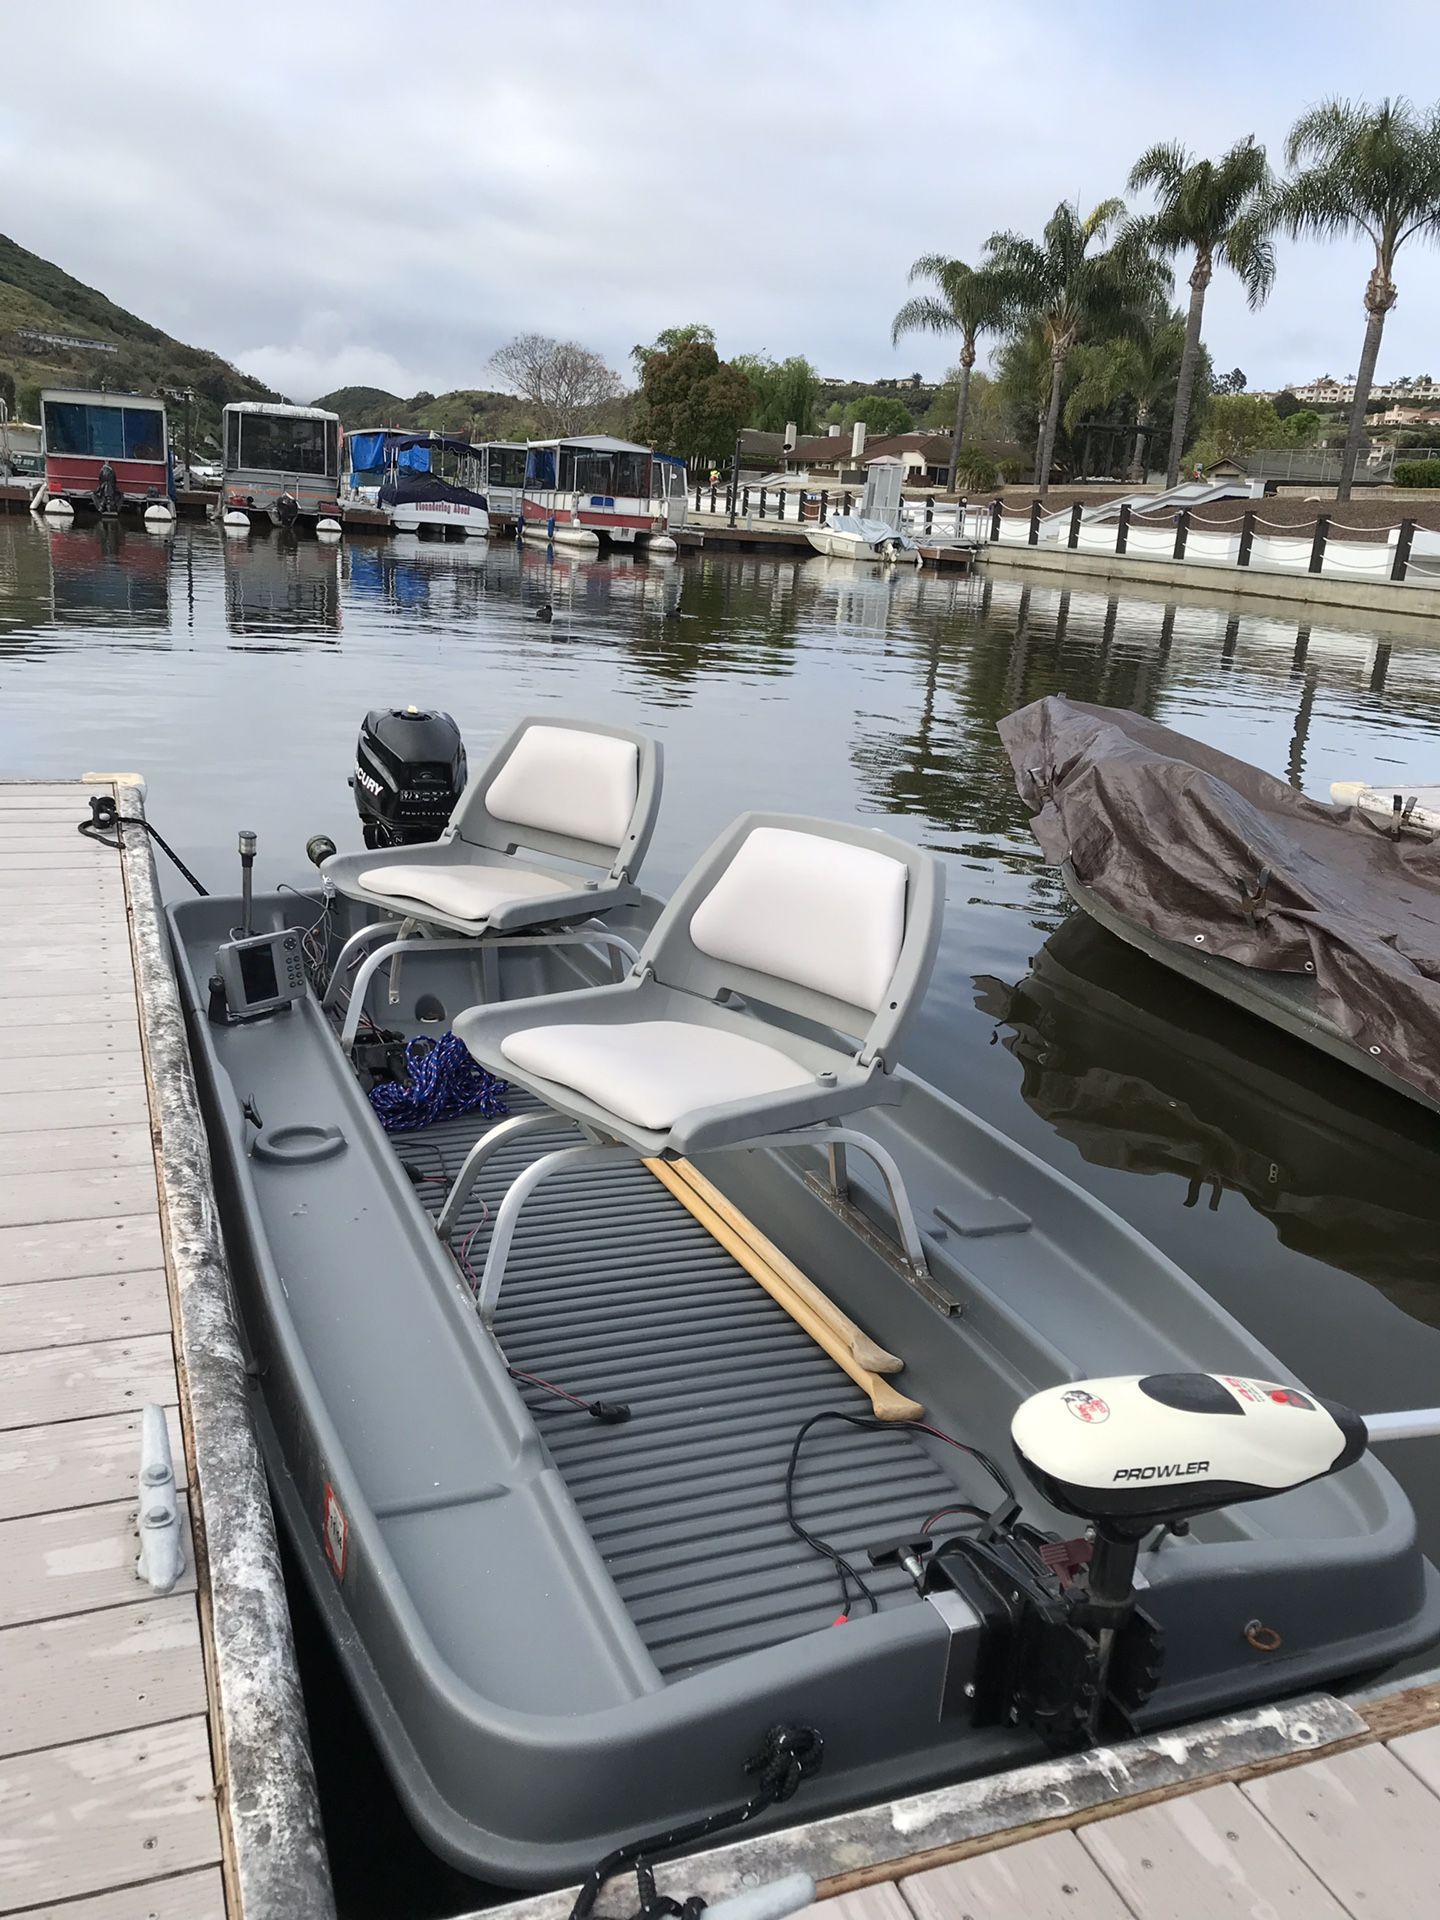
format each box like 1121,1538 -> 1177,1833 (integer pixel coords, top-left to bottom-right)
0,232 -> 278,450
312,384 -> 538,440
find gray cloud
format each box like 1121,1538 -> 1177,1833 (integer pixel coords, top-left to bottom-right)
4,0 -> 1438,402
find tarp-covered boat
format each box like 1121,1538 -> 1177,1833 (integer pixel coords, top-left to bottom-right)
999,695 -> 1440,1115
166,710 -> 1440,1888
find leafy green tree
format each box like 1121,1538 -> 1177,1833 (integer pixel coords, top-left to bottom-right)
1273,388 -> 1303,418
1127,138 -> 1273,486
1213,367 -> 1249,394
736,355 -> 820,434
632,324 -> 715,371
1273,96 -> 1440,498
1064,309 -> 1188,479
985,201 -> 1171,495
1277,407 -> 1322,445
891,256 -> 1010,484
632,335 -> 754,459
1190,392 -> 1282,466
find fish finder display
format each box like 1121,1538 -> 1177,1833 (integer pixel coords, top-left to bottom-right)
238,940 -> 279,1003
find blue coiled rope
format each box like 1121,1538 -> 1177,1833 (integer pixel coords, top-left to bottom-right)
368,1033 -> 509,1133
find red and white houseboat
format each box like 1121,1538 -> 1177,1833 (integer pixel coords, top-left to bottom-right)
521,435 -> 686,550
37,388 -> 174,523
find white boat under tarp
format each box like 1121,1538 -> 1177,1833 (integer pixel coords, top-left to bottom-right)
805,515 -> 920,564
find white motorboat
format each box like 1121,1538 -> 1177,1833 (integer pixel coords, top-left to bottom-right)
806,515 -> 920,564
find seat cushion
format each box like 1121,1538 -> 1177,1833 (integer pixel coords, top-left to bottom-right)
360,861 -> 563,922
498,1020 -> 813,1131
484,726 -> 638,849
688,825 -> 907,1013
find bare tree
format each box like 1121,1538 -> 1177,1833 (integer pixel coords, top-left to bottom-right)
488,334 -> 624,436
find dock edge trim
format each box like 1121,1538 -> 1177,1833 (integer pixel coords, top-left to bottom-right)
112,777 -> 336,1920
477,1690 -> 1363,1920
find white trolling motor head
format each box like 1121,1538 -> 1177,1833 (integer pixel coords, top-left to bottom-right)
1012,1372 -> 1368,1546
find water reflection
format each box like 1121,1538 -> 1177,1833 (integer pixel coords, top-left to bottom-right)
223,528 -> 341,642
983,912 -> 1440,1324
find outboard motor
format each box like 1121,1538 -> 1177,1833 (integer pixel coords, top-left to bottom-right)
925,1372 -> 1366,1751
351,705 -> 467,849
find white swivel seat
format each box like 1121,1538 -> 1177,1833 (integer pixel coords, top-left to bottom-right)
321,716 -> 662,937
440,812 -> 945,1321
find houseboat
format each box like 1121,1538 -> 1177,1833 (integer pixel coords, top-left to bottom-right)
220,402 -> 343,532
521,435 -> 685,550
343,430 -> 489,538
37,388 -> 173,522
478,441 -> 526,527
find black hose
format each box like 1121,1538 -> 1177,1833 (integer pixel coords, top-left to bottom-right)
78,794 -> 209,896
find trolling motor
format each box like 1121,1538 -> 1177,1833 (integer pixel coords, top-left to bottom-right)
926,1371 -> 1370,1750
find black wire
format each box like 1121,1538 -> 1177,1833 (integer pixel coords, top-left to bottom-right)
78,799 -> 208,896
783,1410 -> 1016,1621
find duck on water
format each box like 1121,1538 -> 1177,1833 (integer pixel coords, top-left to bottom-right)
165,704 -> 1440,1889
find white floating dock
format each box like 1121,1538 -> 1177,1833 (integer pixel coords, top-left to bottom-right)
0,778 -> 332,1919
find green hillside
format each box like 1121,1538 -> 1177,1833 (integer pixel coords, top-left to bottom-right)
0,232 -> 278,450
312,383 -> 538,439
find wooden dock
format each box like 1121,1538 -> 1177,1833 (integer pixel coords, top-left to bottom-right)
489,1681 -> 1440,1920
0,779 -> 331,1919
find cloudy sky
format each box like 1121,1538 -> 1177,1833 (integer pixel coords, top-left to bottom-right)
3,1 -> 1436,403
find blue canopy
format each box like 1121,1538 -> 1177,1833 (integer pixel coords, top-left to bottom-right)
348,431 -> 476,474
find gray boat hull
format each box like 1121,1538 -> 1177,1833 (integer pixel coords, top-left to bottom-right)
169,890 -> 1440,1887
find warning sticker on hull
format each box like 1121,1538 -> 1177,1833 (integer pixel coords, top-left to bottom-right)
323,1483 -> 348,1580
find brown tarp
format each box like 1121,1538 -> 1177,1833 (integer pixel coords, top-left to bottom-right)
997,694 -> 1440,1107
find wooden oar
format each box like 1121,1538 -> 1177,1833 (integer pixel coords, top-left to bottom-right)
666,1156 -> 904,1375
644,1157 -> 922,1423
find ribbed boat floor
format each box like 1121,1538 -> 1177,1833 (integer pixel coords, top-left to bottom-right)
392,1102 -> 962,1679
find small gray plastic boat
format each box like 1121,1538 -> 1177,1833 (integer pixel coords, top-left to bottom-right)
166,720 -> 1440,1889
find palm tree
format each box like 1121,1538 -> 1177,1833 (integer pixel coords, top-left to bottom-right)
985,201 -> 1170,496
1064,310 -> 1189,481
1273,98 -> 1440,500
891,258 -> 1008,487
1126,139 -> 1274,488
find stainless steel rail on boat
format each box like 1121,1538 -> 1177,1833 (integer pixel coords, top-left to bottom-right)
436,1120 -> 932,1326
331,926 -> 642,1055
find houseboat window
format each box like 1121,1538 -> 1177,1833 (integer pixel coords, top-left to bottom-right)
489,447 -> 526,488
224,411 -> 241,469
44,401 -> 166,462
574,451 -> 613,496
237,413 -> 333,476
558,447 -> 580,491
613,452 -> 648,498
526,446 -> 557,489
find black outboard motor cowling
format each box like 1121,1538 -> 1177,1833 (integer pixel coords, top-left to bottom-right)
353,706 -> 467,848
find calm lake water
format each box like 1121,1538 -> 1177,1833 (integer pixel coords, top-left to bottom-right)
5,515 -> 1440,1915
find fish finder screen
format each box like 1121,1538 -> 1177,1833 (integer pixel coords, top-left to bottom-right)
238,941 -> 279,1004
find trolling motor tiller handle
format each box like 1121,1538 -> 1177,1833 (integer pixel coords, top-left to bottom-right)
927,1371 -> 1377,1752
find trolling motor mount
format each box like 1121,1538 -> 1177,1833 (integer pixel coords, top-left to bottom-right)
929,1372 -> 1368,1749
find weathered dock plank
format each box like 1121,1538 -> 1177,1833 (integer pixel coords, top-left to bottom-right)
904,1830 -> 1131,1919
0,1050 -> 145,1094
17,1870 -> 228,1920
0,1268 -> 171,1351
0,1086 -> 151,1134
0,1494 -> 196,1628
0,1022 -> 141,1062
0,1407 -> 187,1523
0,1212 -> 164,1283
0,1717 -> 220,1913
0,1165 -> 158,1227
0,1592 -> 207,1757
1242,1742 -> 1440,1915
1076,1782 -> 1347,1917
0,1119 -> 152,1172
0,1332 -> 179,1431
1389,1720 -> 1440,1794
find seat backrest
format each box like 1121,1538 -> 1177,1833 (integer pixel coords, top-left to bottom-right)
453,717 -> 662,877
644,812 -> 944,1064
